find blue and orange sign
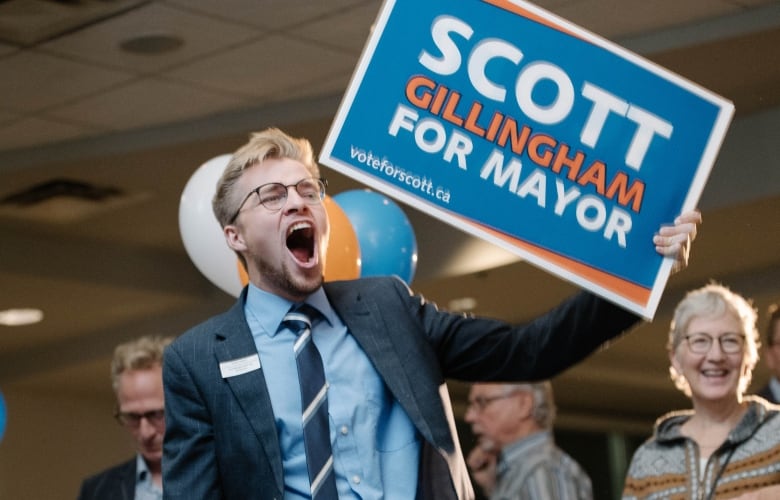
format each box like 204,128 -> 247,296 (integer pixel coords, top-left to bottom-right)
319,0 -> 734,318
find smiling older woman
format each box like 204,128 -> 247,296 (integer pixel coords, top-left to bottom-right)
622,283 -> 780,500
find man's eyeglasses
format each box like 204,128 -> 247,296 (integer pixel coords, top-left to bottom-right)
230,178 -> 327,222
466,393 -> 516,412
684,332 -> 745,354
114,409 -> 165,428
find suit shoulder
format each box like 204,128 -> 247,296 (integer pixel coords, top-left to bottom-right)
327,275 -> 408,293
171,302 -> 242,349
324,276 -> 414,307
79,458 -> 135,496
83,457 -> 135,479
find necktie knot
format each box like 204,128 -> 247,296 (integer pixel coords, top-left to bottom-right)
282,304 -> 319,337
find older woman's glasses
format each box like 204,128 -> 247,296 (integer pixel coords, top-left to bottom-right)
684,332 -> 745,354
230,178 -> 326,222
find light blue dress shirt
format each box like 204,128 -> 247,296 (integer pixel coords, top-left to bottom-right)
245,284 -> 420,499
135,454 -> 162,500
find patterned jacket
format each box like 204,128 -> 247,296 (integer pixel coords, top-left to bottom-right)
622,397 -> 780,500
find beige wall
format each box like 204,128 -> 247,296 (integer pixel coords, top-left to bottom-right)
0,383 -> 131,500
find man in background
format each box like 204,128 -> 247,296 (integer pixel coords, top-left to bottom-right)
465,382 -> 592,500
757,303 -> 780,404
78,335 -> 172,500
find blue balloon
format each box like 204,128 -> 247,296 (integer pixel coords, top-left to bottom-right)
332,190 -> 417,284
0,390 -> 5,444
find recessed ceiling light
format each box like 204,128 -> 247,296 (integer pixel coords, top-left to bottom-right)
0,308 -> 44,326
119,33 -> 184,55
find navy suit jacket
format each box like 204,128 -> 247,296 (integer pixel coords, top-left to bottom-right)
77,457 -> 135,500
162,276 -> 638,499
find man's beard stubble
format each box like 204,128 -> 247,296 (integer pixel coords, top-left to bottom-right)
255,255 -> 321,299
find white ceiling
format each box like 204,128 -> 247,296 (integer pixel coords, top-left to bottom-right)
0,0 -> 779,429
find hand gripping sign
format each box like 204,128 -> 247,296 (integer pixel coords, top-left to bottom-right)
319,0 -> 733,319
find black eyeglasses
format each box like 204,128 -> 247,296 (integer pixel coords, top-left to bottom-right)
466,393 -> 516,412
229,178 -> 327,222
684,332 -> 745,354
114,409 -> 165,428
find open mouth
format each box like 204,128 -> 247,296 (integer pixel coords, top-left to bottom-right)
287,222 -> 315,263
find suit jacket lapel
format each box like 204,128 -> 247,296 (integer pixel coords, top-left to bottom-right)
213,294 -> 284,493
324,282 -> 440,448
121,458 -> 136,500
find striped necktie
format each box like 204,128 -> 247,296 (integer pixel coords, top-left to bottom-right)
283,305 -> 338,499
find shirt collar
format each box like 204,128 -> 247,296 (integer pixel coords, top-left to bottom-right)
245,283 -> 335,338
135,453 -> 151,483
135,454 -> 162,497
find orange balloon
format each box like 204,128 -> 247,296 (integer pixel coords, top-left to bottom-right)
233,196 -> 361,285
237,260 -> 249,288
323,195 -> 361,281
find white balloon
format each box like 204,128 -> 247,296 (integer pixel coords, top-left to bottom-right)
179,154 -> 243,297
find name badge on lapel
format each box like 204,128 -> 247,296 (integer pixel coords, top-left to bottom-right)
219,354 -> 261,378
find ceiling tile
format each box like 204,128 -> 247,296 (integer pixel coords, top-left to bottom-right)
0,0 -> 145,46
0,51 -> 133,113
166,35 -> 359,99
0,117 -> 96,151
41,3 -> 263,73
554,0 -> 740,39
266,73 -> 353,104
167,0 -> 378,30
291,2 -> 380,52
47,78 -> 248,131
652,27 -> 780,114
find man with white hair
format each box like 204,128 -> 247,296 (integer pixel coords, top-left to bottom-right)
465,382 -> 591,500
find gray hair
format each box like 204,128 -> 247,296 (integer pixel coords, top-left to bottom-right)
502,381 -> 557,430
667,282 -> 759,397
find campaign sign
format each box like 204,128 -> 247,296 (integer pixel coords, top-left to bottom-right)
319,0 -> 734,318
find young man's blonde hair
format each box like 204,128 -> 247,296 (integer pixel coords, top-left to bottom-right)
211,127 -> 320,229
